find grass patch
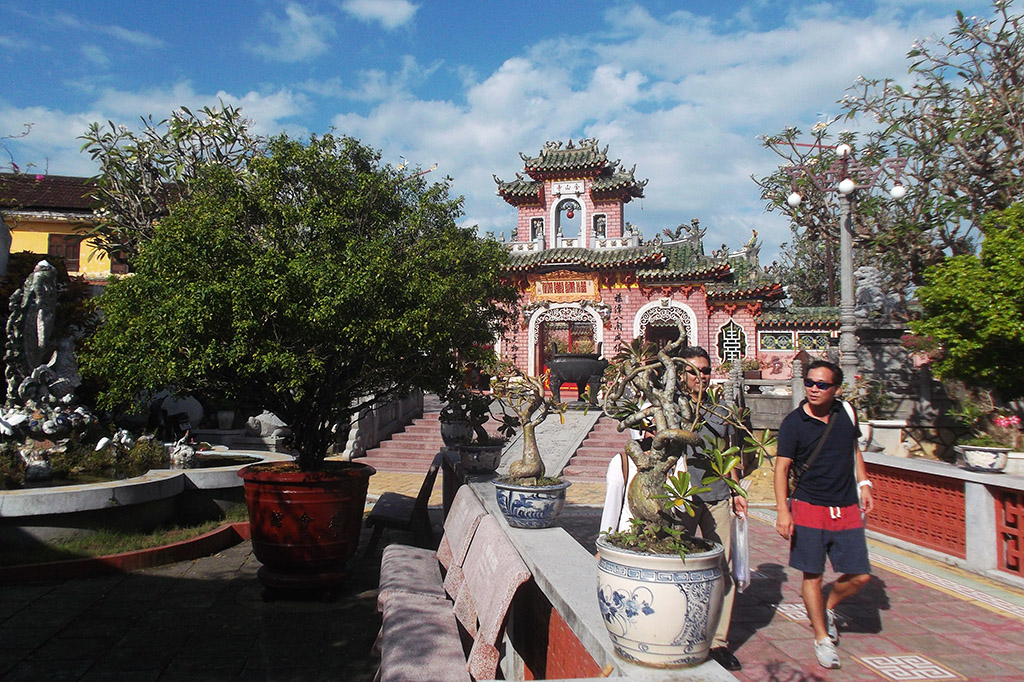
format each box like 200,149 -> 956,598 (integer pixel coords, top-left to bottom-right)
0,505 -> 250,567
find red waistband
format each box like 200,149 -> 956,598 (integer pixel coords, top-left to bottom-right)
790,499 -> 864,531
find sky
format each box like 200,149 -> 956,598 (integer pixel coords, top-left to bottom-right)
0,0 -> 996,263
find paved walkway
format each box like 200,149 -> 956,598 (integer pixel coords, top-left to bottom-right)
3,470 -> 1024,681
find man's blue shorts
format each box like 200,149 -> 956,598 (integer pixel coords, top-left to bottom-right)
789,499 -> 871,575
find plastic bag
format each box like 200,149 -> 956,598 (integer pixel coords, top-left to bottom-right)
730,513 -> 750,593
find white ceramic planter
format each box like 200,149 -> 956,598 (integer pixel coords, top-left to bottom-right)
494,479 -> 570,528
596,536 -> 725,668
955,445 -> 1009,472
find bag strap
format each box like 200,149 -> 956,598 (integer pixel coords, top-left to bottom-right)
792,406 -> 840,493
619,452 -> 630,514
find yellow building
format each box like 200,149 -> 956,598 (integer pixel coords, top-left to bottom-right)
0,173 -> 125,283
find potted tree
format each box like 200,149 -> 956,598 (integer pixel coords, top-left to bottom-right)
947,384 -> 1021,472
490,368 -> 569,528
79,132 -> 518,592
596,325 -> 773,668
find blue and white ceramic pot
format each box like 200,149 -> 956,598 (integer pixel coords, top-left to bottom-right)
493,479 -> 571,528
596,536 -> 725,668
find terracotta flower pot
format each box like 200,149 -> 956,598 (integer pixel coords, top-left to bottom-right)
238,460 -> 375,592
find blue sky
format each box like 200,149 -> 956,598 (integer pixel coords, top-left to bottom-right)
0,0 -> 994,262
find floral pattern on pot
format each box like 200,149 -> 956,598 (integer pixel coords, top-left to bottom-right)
494,480 -> 570,528
596,537 -> 724,668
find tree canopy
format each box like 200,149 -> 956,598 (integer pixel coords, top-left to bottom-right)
80,133 -> 518,468
756,0 -> 1024,302
911,203 -> 1024,400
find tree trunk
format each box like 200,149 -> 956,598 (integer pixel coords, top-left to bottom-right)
508,421 -> 545,479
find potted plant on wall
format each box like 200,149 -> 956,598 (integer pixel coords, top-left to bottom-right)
444,387 -> 515,474
596,325 -> 773,668
490,368 -> 569,528
79,132 -> 518,593
947,383 -> 1022,472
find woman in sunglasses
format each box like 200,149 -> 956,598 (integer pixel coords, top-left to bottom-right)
773,360 -> 875,670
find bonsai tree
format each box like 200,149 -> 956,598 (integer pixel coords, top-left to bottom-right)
602,322 -> 774,556
491,368 -> 566,483
79,132 -> 519,470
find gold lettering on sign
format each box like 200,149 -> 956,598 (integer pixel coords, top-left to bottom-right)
528,271 -> 602,303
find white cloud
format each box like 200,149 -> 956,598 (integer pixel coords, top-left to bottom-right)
81,44 -> 109,67
249,3 -> 335,63
339,0 -> 418,30
321,3 -> 974,260
52,12 -> 164,48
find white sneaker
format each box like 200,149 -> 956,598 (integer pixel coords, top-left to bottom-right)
826,608 -> 839,645
814,637 -> 841,669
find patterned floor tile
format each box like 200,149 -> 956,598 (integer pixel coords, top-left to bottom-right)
774,602 -> 809,622
856,654 -> 964,681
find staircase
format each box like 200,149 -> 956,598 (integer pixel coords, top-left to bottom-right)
562,416 -> 628,483
357,411 -> 447,473
359,409 -> 629,483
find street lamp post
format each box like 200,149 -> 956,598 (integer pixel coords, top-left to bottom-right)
785,143 -> 907,385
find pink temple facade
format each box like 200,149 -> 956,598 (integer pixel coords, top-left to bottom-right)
493,139 -> 836,381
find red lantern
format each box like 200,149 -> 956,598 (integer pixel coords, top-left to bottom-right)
566,210 -> 574,219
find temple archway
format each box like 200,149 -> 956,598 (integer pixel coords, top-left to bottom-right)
633,300 -> 697,350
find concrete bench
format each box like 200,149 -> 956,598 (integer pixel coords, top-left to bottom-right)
377,511 -> 531,681
377,484 -> 487,609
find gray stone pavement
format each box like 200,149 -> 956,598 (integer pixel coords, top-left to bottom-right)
4,470 -> 1024,680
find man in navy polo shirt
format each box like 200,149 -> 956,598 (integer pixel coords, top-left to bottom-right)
773,360 -> 875,670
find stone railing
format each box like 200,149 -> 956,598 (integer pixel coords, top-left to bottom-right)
341,390 -> 424,460
864,452 -> 1024,586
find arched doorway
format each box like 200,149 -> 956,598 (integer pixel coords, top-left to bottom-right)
529,305 -> 604,377
634,301 -> 697,350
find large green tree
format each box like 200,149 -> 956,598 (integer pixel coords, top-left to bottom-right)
911,204 -> 1024,400
80,133 -> 518,468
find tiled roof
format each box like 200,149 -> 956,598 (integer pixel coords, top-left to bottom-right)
757,306 -> 840,327
494,175 -> 542,204
707,281 -> 786,301
497,139 -> 646,201
590,167 -> 645,200
507,245 -> 667,272
505,243 -> 782,291
520,139 -> 608,174
0,173 -> 95,212
635,243 -> 731,281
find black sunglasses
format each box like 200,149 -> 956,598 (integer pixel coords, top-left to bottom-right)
804,378 -> 836,390
685,367 -> 713,376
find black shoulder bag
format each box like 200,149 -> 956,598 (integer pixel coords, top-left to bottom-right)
787,408 -> 839,498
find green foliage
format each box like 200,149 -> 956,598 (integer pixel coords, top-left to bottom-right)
80,104 -> 262,264
80,133 -> 518,469
912,204 -> 1024,400
602,517 -> 715,560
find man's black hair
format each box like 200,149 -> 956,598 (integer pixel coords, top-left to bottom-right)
806,359 -> 843,387
680,345 -> 711,363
